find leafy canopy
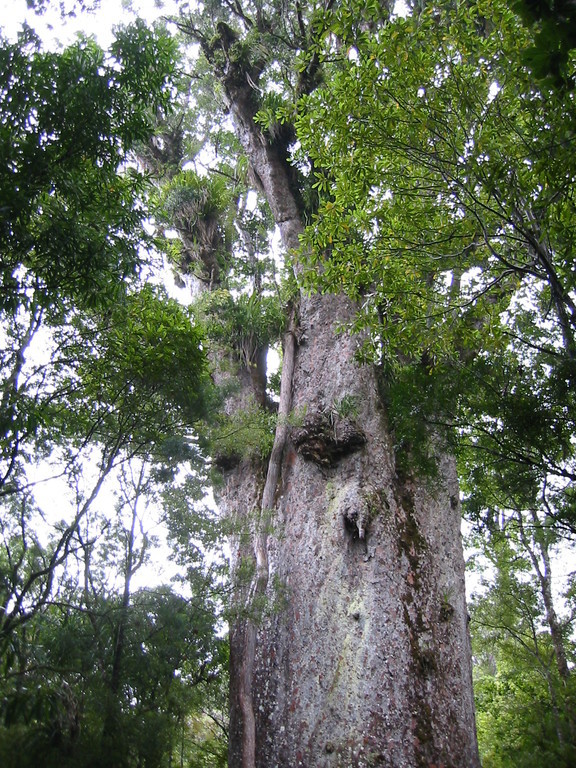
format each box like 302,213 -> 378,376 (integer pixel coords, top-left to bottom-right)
295,0 -> 576,526
0,21 -> 177,312
0,16 -> 226,768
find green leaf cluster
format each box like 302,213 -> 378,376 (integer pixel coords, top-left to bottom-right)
295,0 -> 576,523
68,285 -> 211,439
204,399 -> 277,469
198,288 -> 285,365
0,584 -> 227,768
0,18 -> 229,768
0,22 -> 177,312
469,527 -> 576,766
299,0 -> 543,364
0,452 -> 227,768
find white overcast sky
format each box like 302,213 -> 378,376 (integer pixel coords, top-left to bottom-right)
2,0 -> 174,47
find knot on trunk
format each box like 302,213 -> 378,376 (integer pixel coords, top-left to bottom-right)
339,483 -> 375,542
291,412 -> 366,467
213,451 -> 241,472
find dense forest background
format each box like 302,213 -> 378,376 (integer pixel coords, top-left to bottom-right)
0,0 -> 575,765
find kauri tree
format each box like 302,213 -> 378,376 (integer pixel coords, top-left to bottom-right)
156,0 -> 482,765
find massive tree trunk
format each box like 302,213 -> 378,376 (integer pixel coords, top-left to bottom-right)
214,76 -> 480,768
226,298 -> 479,767
262,335 -> 477,768
177,7 -> 480,765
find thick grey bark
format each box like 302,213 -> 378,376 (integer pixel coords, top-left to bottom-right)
195,25 -> 480,767
247,295 -> 478,767
226,176 -> 478,768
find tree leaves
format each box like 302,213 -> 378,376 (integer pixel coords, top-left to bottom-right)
0,23 -> 177,311
0,26 -> 226,767
295,0 -> 576,527
293,7 -> 576,758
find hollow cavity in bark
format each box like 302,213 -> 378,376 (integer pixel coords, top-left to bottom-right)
291,412 -> 366,467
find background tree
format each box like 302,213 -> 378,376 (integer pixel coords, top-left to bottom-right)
0,20 -> 174,313
0,18 -> 227,767
469,520 -> 575,767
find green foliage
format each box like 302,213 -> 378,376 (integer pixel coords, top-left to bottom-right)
161,171 -> 231,224
0,25 -> 227,768
474,666 -> 574,768
198,288 -> 285,365
0,451 -> 227,768
299,0 -> 541,365
458,349 -> 576,531
295,0 -> 576,525
254,91 -> 292,137
0,283 -> 212,506
205,399 -> 277,468
0,586 -> 227,768
330,394 -> 359,420
68,284 -> 212,441
157,170 -> 234,277
0,22 -> 177,312
469,526 -> 576,766
510,0 -> 576,86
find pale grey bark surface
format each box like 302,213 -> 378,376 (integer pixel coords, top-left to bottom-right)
189,19 -> 481,765
240,294 -> 479,767
218,270 -> 480,768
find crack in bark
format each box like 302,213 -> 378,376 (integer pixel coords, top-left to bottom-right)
240,310 -> 297,768
197,31 -> 307,766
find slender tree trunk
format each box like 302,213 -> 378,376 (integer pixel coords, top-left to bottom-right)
517,508 -> 575,747
101,464 -> 147,759
519,510 -> 570,682
217,77 -> 480,768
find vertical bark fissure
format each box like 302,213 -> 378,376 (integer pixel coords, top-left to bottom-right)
241,319 -> 297,768
213,51 -> 306,767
